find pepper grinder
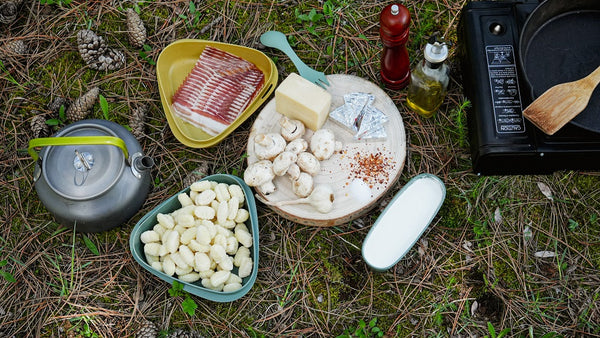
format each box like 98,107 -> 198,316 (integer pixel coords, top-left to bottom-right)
380,3 -> 411,90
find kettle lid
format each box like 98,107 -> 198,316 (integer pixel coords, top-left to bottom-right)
41,122 -> 125,201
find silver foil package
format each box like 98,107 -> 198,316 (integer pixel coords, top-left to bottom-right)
329,92 -> 388,140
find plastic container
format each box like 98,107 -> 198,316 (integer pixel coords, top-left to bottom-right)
129,174 -> 259,302
361,174 -> 445,271
156,39 -> 278,148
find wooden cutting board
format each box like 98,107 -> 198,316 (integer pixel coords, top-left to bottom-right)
247,74 -> 406,227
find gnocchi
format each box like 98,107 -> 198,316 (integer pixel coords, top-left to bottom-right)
195,189 -> 216,206
157,213 -> 175,229
140,230 -> 160,244
142,180 -> 254,293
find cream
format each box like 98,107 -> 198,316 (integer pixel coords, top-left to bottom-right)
362,174 -> 446,271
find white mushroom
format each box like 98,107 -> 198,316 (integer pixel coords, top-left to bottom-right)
272,151 -> 298,176
243,160 -> 276,195
279,116 -> 306,142
292,172 -> 314,198
285,138 -> 309,155
254,133 -> 286,161
296,152 -> 320,176
286,163 -> 301,181
257,184 -> 335,213
310,128 -> 339,161
335,140 -> 343,152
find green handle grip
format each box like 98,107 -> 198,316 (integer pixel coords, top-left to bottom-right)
28,136 -> 129,161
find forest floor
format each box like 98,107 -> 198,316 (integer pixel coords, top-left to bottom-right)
1,1 -> 599,337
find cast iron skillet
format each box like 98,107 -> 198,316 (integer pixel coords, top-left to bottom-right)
519,0 -> 600,133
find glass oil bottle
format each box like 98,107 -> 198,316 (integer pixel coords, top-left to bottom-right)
406,37 -> 449,118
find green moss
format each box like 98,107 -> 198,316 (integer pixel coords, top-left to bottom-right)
438,193 -> 468,229
33,51 -> 93,96
492,256 -> 521,290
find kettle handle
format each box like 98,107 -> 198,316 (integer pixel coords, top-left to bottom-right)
28,136 -> 129,161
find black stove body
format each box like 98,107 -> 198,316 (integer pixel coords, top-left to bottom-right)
459,0 -> 600,175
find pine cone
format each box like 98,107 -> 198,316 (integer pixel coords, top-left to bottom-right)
136,320 -> 158,338
30,113 -> 49,138
183,161 -> 212,188
66,87 -> 99,122
95,48 -> 125,71
0,1 -> 17,24
77,29 -> 108,65
126,8 -> 146,48
1,39 -> 27,56
0,39 -> 27,64
47,96 -> 69,113
130,104 -> 147,140
77,29 -> 125,71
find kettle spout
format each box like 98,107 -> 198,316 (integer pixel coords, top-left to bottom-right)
131,153 -> 155,179
134,155 -> 155,172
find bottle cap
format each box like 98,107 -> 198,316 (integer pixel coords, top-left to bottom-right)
424,42 -> 448,64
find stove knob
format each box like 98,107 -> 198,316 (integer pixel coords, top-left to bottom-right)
489,22 -> 505,35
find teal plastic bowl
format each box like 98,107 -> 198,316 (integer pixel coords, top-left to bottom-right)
129,174 -> 259,302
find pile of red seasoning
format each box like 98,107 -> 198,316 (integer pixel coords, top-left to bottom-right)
343,147 -> 396,189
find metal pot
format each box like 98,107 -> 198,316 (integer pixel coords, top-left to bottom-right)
28,119 -> 155,233
519,0 -> 600,133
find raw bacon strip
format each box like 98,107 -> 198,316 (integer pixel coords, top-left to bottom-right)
171,46 -> 265,135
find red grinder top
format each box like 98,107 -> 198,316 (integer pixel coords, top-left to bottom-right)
380,3 -> 411,44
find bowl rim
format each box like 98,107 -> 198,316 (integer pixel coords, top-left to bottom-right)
129,174 -> 260,302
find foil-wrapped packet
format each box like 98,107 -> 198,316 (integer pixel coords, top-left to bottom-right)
330,93 -> 373,129
355,105 -> 388,140
329,92 -> 387,140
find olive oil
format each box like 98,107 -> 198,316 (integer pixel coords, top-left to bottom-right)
406,40 -> 449,118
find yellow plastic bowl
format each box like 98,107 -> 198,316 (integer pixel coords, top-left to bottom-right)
156,39 -> 277,148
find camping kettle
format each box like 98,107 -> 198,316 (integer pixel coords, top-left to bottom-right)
28,119 -> 154,233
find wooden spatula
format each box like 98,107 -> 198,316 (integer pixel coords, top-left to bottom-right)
523,65 -> 600,135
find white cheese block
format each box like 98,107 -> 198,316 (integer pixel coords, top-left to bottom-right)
275,73 -> 332,131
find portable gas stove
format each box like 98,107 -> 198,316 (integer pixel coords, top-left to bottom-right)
459,0 -> 600,175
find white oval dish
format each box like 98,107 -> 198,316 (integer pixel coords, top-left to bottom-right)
361,173 -> 446,271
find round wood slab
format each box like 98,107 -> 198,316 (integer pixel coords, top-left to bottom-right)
247,74 -> 406,226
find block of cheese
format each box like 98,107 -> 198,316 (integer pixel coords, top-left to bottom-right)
275,73 -> 332,131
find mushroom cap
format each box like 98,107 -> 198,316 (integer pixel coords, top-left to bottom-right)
286,163 -> 301,181
310,128 -> 337,161
292,172 -> 314,198
296,152 -> 320,176
254,133 -> 286,160
272,151 -> 298,176
279,116 -> 306,142
285,138 -> 309,154
243,160 -> 275,187
258,181 -> 276,195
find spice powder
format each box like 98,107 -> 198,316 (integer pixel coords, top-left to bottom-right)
341,146 -> 397,190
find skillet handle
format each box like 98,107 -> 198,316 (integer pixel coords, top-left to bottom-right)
28,136 -> 129,161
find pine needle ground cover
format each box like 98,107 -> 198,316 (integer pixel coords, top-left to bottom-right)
1,1 -> 599,337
